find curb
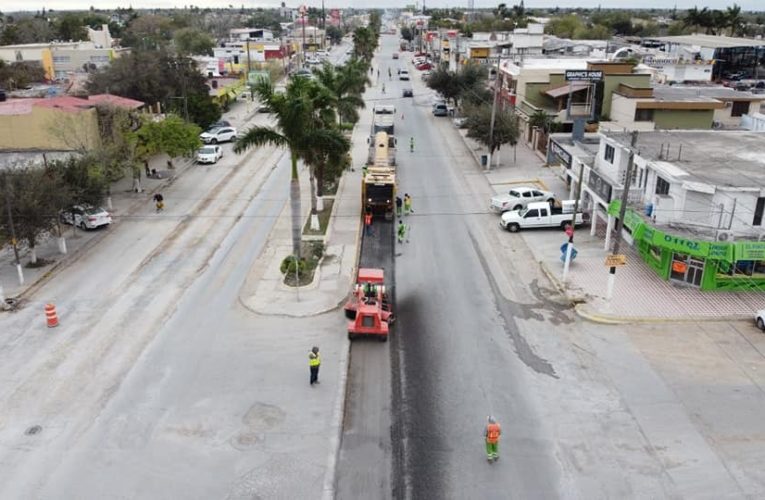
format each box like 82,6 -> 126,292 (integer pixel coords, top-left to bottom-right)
573,303 -> 754,325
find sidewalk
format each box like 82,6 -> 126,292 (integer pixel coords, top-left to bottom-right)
457,129 -> 765,323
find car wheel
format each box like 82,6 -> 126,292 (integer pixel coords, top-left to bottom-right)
379,335 -> 388,342
78,221 -> 87,230
547,198 -> 556,205
508,223 -> 520,233
348,332 -> 355,340
211,138 -> 218,144
513,204 -> 523,211
758,317 -> 765,330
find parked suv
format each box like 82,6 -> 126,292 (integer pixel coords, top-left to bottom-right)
490,186 -> 556,213
196,145 -> 223,164
432,102 -> 449,116
200,126 -> 237,144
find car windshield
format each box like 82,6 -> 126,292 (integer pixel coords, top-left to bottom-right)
199,147 -> 216,154
84,207 -> 103,215
205,127 -> 221,134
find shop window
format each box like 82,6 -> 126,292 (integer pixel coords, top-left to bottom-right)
754,261 -> 765,275
753,197 -> 765,226
634,109 -> 654,122
655,176 -> 670,196
731,100 -> 749,117
649,245 -> 661,261
604,144 -> 614,163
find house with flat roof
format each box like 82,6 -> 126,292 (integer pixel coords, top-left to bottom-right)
604,85 -> 765,130
548,130 -> 765,290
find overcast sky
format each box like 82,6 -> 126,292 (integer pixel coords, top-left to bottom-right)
3,0 -> 763,14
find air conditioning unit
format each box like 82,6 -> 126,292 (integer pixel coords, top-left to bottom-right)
716,231 -> 733,242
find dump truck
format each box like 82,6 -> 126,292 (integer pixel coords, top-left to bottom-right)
372,104 -> 396,135
367,131 -> 397,166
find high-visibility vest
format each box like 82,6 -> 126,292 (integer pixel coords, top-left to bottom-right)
309,353 -> 321,367
486,423 -> 501,444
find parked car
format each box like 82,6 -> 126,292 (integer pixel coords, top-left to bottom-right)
211,120 -> 231,128
402,88 -> 413,97
399,69 -> 410,81
432,102 -> 449,116
756,310 -> 765,330
60,205 -> 112,230
416,62 -> 433,71
292,68 -> 315,80
490,186 -> 557,213
500,201 -> 586,232
257,104 -> 272,113
200,126 -> 237,144
197,145 -> 223,164
421,70 -> 432,80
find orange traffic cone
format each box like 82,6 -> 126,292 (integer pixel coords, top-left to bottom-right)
45,303 -> 59,328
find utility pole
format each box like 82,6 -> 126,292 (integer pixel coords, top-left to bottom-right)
3,174 -> 24,286
562,160 -> 586,281
487,55 -> 503,170
321,0 -> 325,50
606,130 -> 639,299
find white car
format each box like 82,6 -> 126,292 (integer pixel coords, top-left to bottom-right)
60,205 -> 112,230
490,186 -> 557,213
399,69 -> 410,81
756,310 -> 765,330
200,126 -> 237,144
197,145 -> 223,164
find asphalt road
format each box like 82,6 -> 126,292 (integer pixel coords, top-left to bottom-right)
337,34 -> 765,500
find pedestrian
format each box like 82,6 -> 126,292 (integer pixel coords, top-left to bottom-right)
144,159 -> 151,177
395,196 -> 403,217
166,158 -> 174,170
409,136 -> 415,152
153,193 -> 164,212
484,416 -> 501,462
309,346 -> 321,386
364,211 -> 373,236
377,69 -> 380,78
397,220 -> 409,244
404,193 -> 413,215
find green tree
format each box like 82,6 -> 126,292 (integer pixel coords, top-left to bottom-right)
119,14 -> 174,49
0,60 -> 46,90
352,26 -> 378,62
55,155 -> 110,208
129,114 -> 202,161
86,51 -> 221,128
326,25 -> 343,45
400,25 -> 414,42
173,27 -> 214,56
426,63 -> 488,109
0,167 -> 73,265
56,13 -> 88,41
313,60 -> 367,125
544,14 -> 584,39
465,105 -> 519,165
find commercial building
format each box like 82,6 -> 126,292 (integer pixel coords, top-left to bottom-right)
0,94 -> 144,152
646,34 -> 765,81
548,130 -> 765,291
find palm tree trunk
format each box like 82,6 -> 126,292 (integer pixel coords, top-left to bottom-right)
309,167 -> 320,231
289,151 -> 302,259
316,161 -> 325,212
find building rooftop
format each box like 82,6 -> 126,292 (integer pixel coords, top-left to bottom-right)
0,94 -> 145,115
605,130 -> 765,189
550,133 -> 601,161
652,85 -> 765,102
501,58 -> 592,75
650,34 -> 765,49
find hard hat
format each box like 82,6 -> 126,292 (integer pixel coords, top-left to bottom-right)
487,415 -> 496,424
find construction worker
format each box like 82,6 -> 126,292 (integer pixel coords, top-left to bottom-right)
484,416 -> 501,462
364,211 -> 373,236
395,195 -> 403,217
409,136 -> 415,152
153,193 -> 164,212
404,193 -> 413,215
309,346 -> 321,386
382,83 -> 386,93
388,67 -> 392,79
397,220 -> 409,244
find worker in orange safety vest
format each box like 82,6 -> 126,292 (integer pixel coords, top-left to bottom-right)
485,416 -> 501,462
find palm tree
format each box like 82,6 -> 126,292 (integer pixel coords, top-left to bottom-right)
234,77 -> 322,258
726,4 -> 743,36
352,26 -> 377,62
313,61 -> 368,125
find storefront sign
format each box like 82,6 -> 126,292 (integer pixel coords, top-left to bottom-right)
587,169 -> 613,203
550,140 -> 572,168
604,254 -> 627,267
735,241 -> 765,261
565,70 -> 603,82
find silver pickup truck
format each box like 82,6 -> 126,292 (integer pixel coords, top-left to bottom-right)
500,200 -> 587,232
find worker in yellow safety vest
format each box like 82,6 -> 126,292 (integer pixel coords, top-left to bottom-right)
485,416 -> 501,462
309,346 -> 321,386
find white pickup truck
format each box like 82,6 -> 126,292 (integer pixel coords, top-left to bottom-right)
500,200 -> 587,232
